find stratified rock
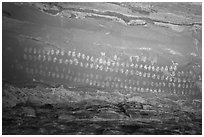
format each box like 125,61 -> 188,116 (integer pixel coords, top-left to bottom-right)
58,114 -> 76,121
95,110 -> 127,120
22,106 -> 36,117
2,2 -> 202,135
38,128 -> 48,134
127,96 -> 146,104
2,84 -> 28,108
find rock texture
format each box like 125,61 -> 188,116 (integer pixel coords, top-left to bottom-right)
2,83 -> 202,134
2,2 -> 202,135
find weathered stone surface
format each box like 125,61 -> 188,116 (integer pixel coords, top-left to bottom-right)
2,2 -> 202,135
22,107 -> 36,117
2,84 -> 28,108
58,114 -> 76,121
127,96 -> 146,104
2,82 -> 202,134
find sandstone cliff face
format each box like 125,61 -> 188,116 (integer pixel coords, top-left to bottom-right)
2,2 -> 202,135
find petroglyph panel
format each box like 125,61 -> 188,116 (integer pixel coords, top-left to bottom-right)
13,46 -> 199,97
2,2 -> 201,101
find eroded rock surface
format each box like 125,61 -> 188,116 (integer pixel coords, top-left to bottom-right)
2,2 -> 202,135
2,83 -> 202,134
